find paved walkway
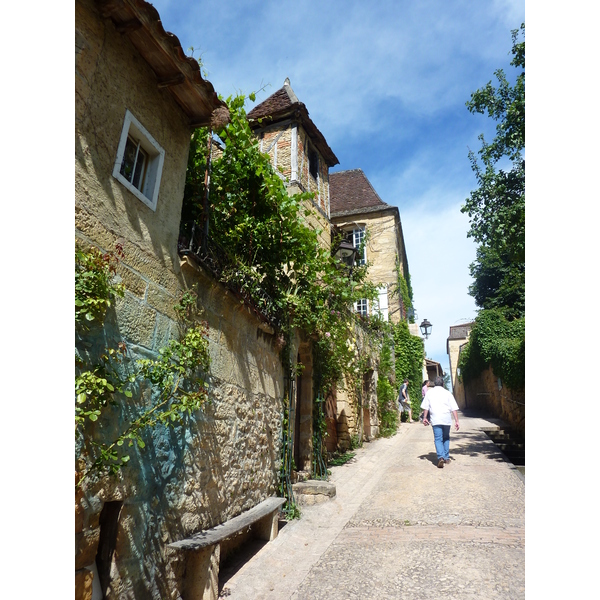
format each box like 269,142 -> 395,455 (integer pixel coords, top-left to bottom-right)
220,412 -> 525,599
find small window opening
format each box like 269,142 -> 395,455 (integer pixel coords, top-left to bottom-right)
308,147 -> 319,179
95,500 -> 123,599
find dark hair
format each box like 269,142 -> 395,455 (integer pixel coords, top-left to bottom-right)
404,378 -> 409,383
434,376 -> 444,387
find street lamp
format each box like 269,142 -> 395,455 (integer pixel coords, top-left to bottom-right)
419,318 -> 432,339
334,240 -> 357,264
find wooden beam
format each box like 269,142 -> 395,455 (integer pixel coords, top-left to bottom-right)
157,73 -> 186,88
115,19 -> 143,34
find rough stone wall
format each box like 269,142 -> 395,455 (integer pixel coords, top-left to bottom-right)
75,2 -> 285,597
362,212 -> 403,324
76,0 -> 191,271
447,338 -> 467,408
296,128 -> 330,217
76,222 -> 285,600
333,326 -> 381,452
258,124 -> 331,251
332,210 -> 403,323
463,366 -> 525,436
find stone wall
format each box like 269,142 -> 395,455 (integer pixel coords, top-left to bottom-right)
76,0 -> 191,273
75,225 -> 286,598
463,365 -> 525,436
332,325 -> 381,452
259,122 -> 331,226
75,2 -> 287,596
331,209 -> 405,324
447,338 -> 467,408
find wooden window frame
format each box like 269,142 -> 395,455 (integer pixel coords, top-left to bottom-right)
113,109 -> 165,211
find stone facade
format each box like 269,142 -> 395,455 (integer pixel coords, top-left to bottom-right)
446,323 -> 473,408
463,365 -> 525,436
329,170 -> 410,325
75,2 -> 286,598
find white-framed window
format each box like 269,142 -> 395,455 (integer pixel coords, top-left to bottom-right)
112,109 -> 165,211
347,227 -> 366,265
355,298 -> 368,317
374,286 -> 389,321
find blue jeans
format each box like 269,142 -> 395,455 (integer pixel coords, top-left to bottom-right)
432,425 -> 451,461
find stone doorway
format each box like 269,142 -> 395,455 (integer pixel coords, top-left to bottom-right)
293,343 -> 313,473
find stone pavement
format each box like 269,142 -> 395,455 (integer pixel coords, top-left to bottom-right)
220,412 -> 525,599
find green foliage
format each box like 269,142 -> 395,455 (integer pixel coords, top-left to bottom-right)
457,309 -> 524,390
328,451 -> 356,467
75,243 -> 124,326
75,247 -> 211,488
182,93 -> 379,485
183,95 -> 377,355
376,333 -> 398,436
392,321 -> 424,420
462,23 -> 525,316
468,244 -> 524,320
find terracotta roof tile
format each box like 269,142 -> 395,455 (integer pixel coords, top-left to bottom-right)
95,0 -> 225,126
247,79 -> 339,167
330,169 -> 390,216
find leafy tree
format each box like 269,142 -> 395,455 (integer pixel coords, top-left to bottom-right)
468,245 -> 524,319
462,23 -> 525,315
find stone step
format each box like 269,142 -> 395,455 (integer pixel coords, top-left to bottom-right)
494,442 -> 525,451
484,428 -> 525,467
292,480 -> 336,506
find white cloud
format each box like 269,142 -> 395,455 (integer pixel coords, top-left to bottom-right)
401,201 -> 478,369
148,0 -> 523,373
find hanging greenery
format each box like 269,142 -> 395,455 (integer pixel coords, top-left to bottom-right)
392,321 -> 424,421
75,245 -> 211,489
457,308 -> 524,390
376,331 -> 398,436
181,94 -> 379,507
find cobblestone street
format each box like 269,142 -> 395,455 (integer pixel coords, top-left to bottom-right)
220,412 -> 525,599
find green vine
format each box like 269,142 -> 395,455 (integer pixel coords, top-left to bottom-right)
182,94 -> 379,499
75,247 -> 211,489
392,321 -> 424,421
376,330 -> 398,436
457,308 -> 524,390
75,243 -> 125,326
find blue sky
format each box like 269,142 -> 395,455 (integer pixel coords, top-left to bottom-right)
147,0 -> 524,379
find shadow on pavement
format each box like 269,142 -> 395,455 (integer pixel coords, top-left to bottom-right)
417,430 -> 508,465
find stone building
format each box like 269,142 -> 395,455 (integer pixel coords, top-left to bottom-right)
425,358 -> 444,382
76,1 -> 291,598
329,169 -> 410,324
446,322 -> 474,408
328,168 -> 414,441
247,78 -> 339,250
247,83 -> 392,453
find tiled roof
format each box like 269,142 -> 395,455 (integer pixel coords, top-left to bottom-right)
95,0 -> 225,127
247,79 -> 339,167
329,169 -> 391,216
448,323 -> 474,340
247,84 -> 299,120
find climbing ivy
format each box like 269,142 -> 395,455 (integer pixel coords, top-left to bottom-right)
376,331 -> 398,436
457,308 -> 524,390
182,94 -> 378,496
392,321 -> 424,421
75,246 -> 211,489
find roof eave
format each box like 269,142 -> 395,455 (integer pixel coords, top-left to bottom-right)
96,0 -> 226,127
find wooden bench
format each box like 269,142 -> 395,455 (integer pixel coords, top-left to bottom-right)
169,497 -> 286,600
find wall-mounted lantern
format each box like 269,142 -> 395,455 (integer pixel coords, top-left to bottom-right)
419,318 -> 432,339
334,240 -> 358,268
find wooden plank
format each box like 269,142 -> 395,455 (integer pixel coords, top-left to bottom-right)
169,498 -> 286,551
